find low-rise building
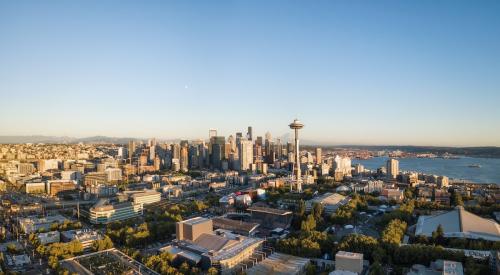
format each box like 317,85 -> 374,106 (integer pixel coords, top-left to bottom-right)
170,217 -> 264,274
82,199 -> 143,224
381,188 -> 404,202
4,254 -> 31,269
212,217 -> 259,236
247,206 -> 293,230
46,180 -> 77,197
24,181 -> 46,194
105,167 -> 122,181
246,252 -> 310,275
434,189 -> 451,205
408,260 -> 463,275
130,190 -> 161,206
61,229 -> 102,250
415,206 -> 500,241
37,231 -> 60,245
307,193 -> 350,215
18,215 -> 68,234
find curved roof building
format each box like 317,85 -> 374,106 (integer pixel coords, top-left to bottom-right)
415,206 -> 500,241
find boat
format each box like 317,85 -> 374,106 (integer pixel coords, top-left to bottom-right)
467,164 -> 481,168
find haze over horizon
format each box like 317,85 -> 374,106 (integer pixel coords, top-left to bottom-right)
1,1 -> 500,146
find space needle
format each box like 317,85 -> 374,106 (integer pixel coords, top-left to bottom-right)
289,119 -> 304,192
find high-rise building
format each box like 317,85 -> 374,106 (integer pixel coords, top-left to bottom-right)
247,126 -> 253,141
228,135 -> 236,153
117,147 -> 126,159
334,155 -> 352,175
386,158 -> 399,179
128,141 -> 136,158
139,154 -> 148,166
148,138 -> 156,148
149,145 -> 156,161
276,138 -> 283,159
315,148 -> 322,165
154,156 -> 161,171
209,129 -> 217,140
180,146 -> 189,172
239,139 -> 254,171
264,132 -> 272,160
256,136 -> 263,146
211,136 -> 225,170
265,132 -> 272,142
171,144 -> 180,160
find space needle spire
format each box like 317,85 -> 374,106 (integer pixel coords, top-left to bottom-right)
289,119 -> 304,192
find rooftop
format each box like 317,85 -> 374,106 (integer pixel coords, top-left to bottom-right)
247,206 -> 292,216
312,192 -> 347,205
246,252 -> 309,275
336,251 -> 363,260
415,206 -> 500,241
130,190 -> 160,198
180,216 -> 211,226
212,217 -> 259,234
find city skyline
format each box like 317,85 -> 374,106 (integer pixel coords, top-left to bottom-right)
1,1 -> 500,146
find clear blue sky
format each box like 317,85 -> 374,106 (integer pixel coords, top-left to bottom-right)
1,1 -> 499,146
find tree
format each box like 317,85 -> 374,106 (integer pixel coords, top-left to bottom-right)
207,267 -> 219,275
371,247 -> 386,263
48,255 -> 59,270
452,192 -> 464,206
7,243 -> 19,254
381,219 -> 407,246
369,261 -> 384,275
338,234 -> 378,260
297,200 -> 306,217
404,188 -> 414,200
432,224 -> 445,245
305,263 -> 316,275
92,236 -> 114,251
301,215 -> 316,232
179,262 -> 190,274
312,203 -> 324,221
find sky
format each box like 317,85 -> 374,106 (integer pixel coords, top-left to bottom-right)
1,1 -> 499,146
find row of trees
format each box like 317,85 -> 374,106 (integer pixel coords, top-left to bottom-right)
336,233 -> 472,274
91,236 -> 114,252
51,220 -> 82,232
276,230 -> 335,258
377,200 -> 414,227
329,194 -> 367,225
106,221 -> 173,248
107,200 -> 207,248
380,219 -> 407,246
143,252 -> 183,275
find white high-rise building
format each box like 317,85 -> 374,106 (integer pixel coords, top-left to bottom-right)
333,155 -> 351,175
117,147 -> 126,159
239,139 -> 253,171
315,148 -> 322,165
386,158 -> 399,179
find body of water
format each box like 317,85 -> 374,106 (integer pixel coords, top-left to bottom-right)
352,156 -> 500,184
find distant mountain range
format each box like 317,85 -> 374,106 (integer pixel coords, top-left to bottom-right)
0,135 -> 139,144
0,135 -> 499,158
0,134 -> 316,146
